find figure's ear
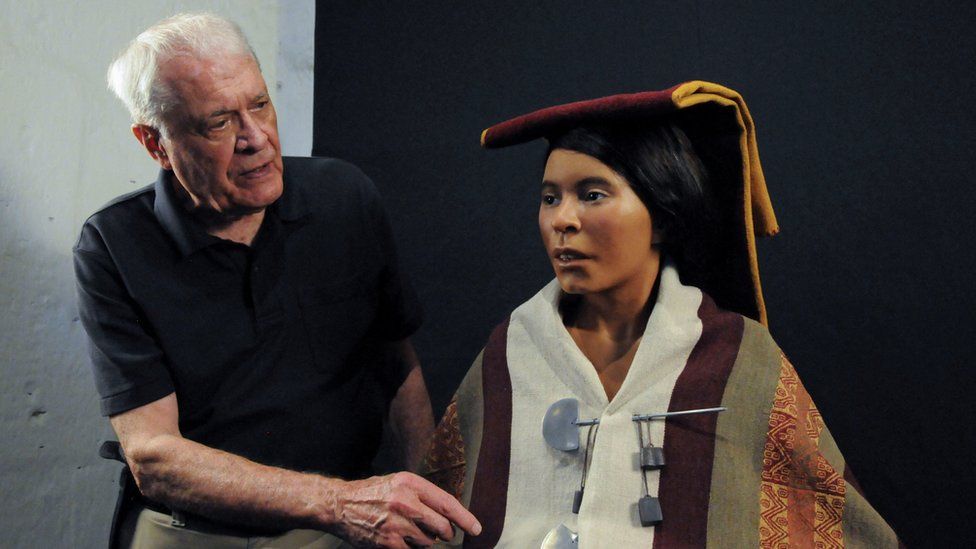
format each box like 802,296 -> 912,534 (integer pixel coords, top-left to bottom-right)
652,223 -> 666,246
131,124 -> 171,170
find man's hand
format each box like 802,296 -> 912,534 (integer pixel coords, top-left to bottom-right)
330,472 -> 481,548
112,393 -> 479,547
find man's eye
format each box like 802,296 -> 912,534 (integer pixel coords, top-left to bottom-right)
209,119 -> 229,131
541,194 -> 558,205
252,101 -> 269,111
583,190 -> 606,201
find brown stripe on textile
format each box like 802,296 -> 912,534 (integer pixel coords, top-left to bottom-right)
463,320 -> 511,549
653,294 -> 744,548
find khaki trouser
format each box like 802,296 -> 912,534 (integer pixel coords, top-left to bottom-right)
129,508 -> 351,549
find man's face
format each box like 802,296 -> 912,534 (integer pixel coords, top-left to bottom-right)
151,54 -> 283,217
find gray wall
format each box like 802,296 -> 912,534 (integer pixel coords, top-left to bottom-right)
0,1 -> 312,546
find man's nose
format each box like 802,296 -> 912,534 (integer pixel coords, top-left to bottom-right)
235,113 -> 269,153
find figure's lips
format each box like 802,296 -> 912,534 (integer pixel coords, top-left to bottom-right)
553,247 -> 591,264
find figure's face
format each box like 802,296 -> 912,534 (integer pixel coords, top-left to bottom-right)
539,149 -> 660,296
147,54 -> 283,217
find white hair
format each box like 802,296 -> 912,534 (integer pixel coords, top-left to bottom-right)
107,12 -> 260,134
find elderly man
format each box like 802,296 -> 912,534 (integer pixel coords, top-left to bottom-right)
74,13 -> 479,548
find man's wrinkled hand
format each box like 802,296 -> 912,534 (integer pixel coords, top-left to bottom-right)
330,472 -> 482,548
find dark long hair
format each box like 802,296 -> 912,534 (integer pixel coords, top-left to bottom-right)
546,121 -> 715,284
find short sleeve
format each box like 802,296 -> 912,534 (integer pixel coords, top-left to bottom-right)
73,225 -> 174,416
361,179 -> 424,343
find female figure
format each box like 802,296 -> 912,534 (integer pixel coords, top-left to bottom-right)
425,82 -> 899,547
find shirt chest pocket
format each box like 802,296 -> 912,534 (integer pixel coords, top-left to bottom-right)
299,281 -> 379,374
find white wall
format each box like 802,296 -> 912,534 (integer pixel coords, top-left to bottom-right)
276,1 -> 316,157
0,1 -> 312,546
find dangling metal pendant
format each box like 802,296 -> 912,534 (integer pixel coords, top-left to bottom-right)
638,495 -> 663,527
640,446 -> 666,469
541,523 -> 579,548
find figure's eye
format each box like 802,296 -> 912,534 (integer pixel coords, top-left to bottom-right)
252,100 -> 269,111
541,193 -> 559,206
582,190 -> 607,202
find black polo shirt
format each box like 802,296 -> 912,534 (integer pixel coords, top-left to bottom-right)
74,156 -> 422,478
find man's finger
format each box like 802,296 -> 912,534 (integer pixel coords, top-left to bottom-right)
414,479 -> 482,537
410,500 -> 455,541
403,534 -> 433,548
395,514 -> 436,548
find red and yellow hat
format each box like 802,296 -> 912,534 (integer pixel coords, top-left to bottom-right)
481,81 -> 779,325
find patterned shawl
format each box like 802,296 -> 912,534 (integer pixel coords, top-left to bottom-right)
424,263 -> 900,548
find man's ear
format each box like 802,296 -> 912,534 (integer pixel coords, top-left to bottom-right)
131,124 -> 171,170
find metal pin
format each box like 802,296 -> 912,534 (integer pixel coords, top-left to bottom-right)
631,406 -> 727,422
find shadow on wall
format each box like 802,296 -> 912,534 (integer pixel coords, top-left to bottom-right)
0,162 -> 119,547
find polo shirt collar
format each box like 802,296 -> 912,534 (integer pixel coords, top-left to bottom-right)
275,158 -> 311,222
153,170 -> 220,257
152,163 -> 310,257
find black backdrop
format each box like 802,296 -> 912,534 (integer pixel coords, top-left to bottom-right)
312,2 -> 974,545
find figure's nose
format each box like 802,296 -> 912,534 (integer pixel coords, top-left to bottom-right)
551,200 -> 581,234
235,112 -> 269,153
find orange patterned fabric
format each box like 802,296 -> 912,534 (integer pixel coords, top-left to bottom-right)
760,355 -> 846,548
422,397 -> 466,501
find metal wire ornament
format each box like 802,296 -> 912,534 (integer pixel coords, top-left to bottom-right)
630,406 -> 727,527
574,421 -> 600,514
540,398 -> 727,531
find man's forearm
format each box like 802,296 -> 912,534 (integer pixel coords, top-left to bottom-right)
127,432 -> 339,531
128,432 -> 481,545
389,341 -> 435,471
114,380 -> 477,546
